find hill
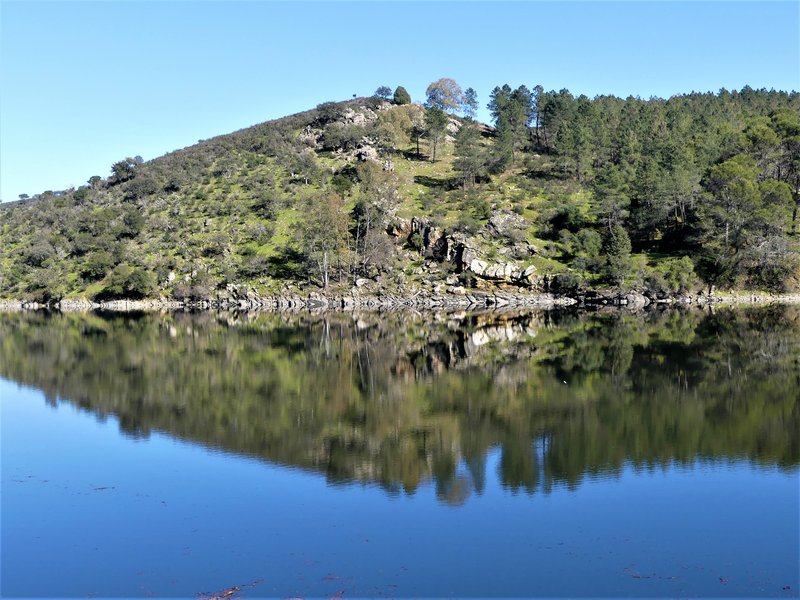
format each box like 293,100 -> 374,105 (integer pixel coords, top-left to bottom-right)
1,83 -> 799,305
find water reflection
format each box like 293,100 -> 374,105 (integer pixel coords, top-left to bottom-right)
1,306 -> 797,505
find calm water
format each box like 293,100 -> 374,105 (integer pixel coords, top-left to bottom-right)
1,307 -> 798,598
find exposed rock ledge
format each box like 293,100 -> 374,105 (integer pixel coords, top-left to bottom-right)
1,293 -> 573,312
2,291 -> 800,313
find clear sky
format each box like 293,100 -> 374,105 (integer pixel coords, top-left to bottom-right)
1,0 -> 798,202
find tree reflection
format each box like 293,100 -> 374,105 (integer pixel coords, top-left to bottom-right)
0,306 -> 797,505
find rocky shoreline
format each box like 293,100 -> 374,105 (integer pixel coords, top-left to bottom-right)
2,289 -> 799,313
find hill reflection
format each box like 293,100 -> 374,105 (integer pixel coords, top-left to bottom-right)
1,306 -> 797,505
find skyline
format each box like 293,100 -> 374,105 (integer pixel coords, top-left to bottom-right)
1,1 -> 798,202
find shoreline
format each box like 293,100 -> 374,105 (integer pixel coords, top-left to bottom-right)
2,289 -> 800,312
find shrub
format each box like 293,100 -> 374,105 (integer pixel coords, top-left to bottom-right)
123,176 -> 159,201
95,264 -> 155,300
80,251 -> 115,281
548,205 -> 586,234
549,272 -> 586,295
656,256 -> 699,293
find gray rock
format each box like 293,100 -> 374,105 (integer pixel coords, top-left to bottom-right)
470,259 -> 488,275
486,211 -> 528,239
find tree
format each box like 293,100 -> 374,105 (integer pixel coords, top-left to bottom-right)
316,101 -> 344,124
374,85 -> 392,99
629,156 -> 667,243
593,164 -> 630,232
539,88 -> 574,153
602,225 -> 633,285
123,175 -> 159,201
297,192 -> 350,288
531,85 -> 544,146
73,186 -> 90,205
703,155 -> 761,246
322,123 -> 365,152
696,154 -> 763,285
771,108 -> 800,230
742,116 -> 779,166
393,86 -> 411,105
375,105 -> 417,152
352,200 -> 393,277
424,107 -> 449,162
350,161 -> 399,276
488,84 -> 534,164
355,160 -> 401,211
80,250 -> 115,281
109,157 -> 143,185
288,150 -> 321,185
453,121 -> 485,188
462,87 -> 478,120
425,78 -> 464,113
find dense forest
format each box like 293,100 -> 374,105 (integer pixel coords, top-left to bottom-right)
1,82 -> 798,302
1,306 -> 797,503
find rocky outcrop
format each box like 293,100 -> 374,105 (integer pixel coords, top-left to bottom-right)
392,217 -> 541,289
467,259 -> 538,286
355,145 -> 378,161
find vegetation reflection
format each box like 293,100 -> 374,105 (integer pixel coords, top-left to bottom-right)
0,306 -> 797,505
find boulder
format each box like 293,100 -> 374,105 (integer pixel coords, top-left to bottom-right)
625,293 -> 650,308
470,259 -> 488,275
386,218 -> 412,238
355,145 -> 378,161
486,211 -> 528,239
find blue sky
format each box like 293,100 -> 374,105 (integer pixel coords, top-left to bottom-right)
1,1 -> 798,202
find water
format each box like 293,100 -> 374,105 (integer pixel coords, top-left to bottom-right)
1,307 -> 798,598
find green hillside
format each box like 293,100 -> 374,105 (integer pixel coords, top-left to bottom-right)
1,82 -> 799,303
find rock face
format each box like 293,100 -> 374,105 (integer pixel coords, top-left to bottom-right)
393,216 -> 542,289
342,106 -> 379,127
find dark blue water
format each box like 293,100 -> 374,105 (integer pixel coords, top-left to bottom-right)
1,308 -> 799,598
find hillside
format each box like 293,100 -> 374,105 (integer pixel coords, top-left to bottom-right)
1,83 -> 799,305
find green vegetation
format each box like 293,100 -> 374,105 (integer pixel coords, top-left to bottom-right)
1,82 -> 798,302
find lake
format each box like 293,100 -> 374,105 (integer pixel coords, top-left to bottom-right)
1,307 -> 798,598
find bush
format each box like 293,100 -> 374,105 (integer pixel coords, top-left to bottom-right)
549,272 -> 586,295
123,176 -> 159,201
72,186 -> 90,205
458,270 -> 478,288
95,264 -> 155,300
549,205 -> 586,235
80,251 -> 115,281
22,240 -> 54,267
316,101 -> 344,125
322,123 -> 366,151
655,256 -> 699,293
24,267 -> 68,303
408,231 -> 424,252
573,228 -> 602,257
